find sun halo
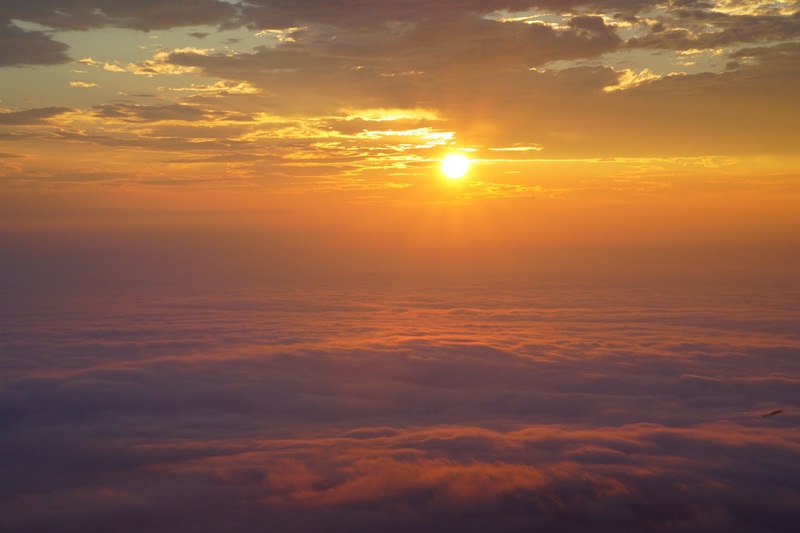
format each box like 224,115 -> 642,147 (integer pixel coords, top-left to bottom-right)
441,153 -> 470,179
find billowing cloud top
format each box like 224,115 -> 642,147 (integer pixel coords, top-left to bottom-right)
1,281 -> 799,532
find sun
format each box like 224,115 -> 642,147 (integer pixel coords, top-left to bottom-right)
441,153 -> 470,179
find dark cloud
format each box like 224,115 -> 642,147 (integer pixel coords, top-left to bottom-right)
235,1 -> 690,30
46,128 -> 254,152
628,12 -> 800,51
0,1 -> 240,31
0,24 -> 70,66
122,4 -> 796,157
161,15 -> 621,117
0,107 -> 73,125
238,0 -> 537,29
0,0 -> 665,35
92,103 -> 213,123
730,41 -> 800,70
2,1 -> 798,45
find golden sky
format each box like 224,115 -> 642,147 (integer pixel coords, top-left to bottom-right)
1,0 -> 799,280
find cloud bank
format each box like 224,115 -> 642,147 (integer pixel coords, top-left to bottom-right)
2,283 -> 799,532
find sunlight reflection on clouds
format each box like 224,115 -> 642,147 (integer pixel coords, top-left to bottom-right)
1,282 -> 798,531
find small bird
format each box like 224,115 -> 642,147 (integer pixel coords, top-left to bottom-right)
762,409 -> 783,418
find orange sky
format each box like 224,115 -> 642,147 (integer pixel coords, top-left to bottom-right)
1,1 -> 799,281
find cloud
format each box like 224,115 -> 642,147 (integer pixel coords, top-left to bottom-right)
161,80 -> 260,95
0,24 -> 70,67
0,107 -> 73,125
3,1 -> 798,162
152,15 -> 621,122
0,1 -> 240,31
69,81 -> 101,88
169,14 -> 622,73
0,2 -> 237,68
91,103 -> 215,123
126,47 -> 214,77
0,281 -> 799,532
603,67 -> 662,91
627,11 -> 800,51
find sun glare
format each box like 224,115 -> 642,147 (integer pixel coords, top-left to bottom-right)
441,154 -> 470,179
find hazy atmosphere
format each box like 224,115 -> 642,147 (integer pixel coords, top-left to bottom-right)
2,1 -> 799,531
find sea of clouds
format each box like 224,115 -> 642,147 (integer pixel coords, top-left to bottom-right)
2,280 -> 798,532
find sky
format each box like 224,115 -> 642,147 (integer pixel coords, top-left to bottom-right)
1,1 -> 800,532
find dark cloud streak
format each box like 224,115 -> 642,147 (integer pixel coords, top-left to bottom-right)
0,24 -> 70,67
0,107 -> 73,124
0,1 -> 240,31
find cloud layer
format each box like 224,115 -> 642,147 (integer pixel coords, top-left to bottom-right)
2,282 -> 799,532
